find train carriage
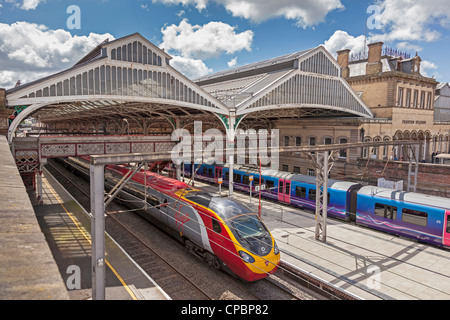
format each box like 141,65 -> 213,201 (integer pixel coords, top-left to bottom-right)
182,163 -> 450,249
356,186 -> 450,247
186,163 -> 361,222
103,163 -> 280,282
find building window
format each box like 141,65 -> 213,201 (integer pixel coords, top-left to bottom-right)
293,166 -> 300,174
426,92 -> 432,109
309,137 -> 316,155
324,137 -> 332,145
295,136 -> 302,146
413,90 -> 418,108
284,136 -> 290,146
420,91 -> 425,109
405,89 -> 411,108
397,87 -> 404,107
383,137 -> 390,158
308,169 -> 315,176
282,165 -> 289,172
339,138 -> 348,158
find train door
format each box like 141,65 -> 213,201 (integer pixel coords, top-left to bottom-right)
348,185 -> 362,222
444,211 -> 450,247
215,167 -> 223,184
160,198 -> 169,224
209,217 -> 223,259
278,179 -> 291,204
284,180 -> 291,204
278,179 -> 285,202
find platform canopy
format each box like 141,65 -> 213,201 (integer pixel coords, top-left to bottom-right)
6,33 -> 373,143
6,33 -> 228,143
195,45 -> 373,127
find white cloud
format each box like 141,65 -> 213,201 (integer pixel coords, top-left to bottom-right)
227,57 -> 237,68
21,0 -> 41,10
0,21 -> 113,88
218,0 -> 344,27
421,60 -> 438,78
160,18 -> 253,60
323,30 -> 366,57
152,0 -> 208,11
153,0 -> 344,27
160,19 -> 253,79
370,0 -> 450,43
3,0 -> 44,10
169,55 -> 212,79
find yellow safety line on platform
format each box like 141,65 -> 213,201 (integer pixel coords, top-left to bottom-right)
43,178 -> 139,300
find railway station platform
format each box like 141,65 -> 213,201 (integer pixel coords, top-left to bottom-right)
32,167 -> 170,300
0,135 -> 169,300
195,180 -> 450,300
0,136 -> 68,299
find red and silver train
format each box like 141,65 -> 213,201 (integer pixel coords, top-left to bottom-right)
65,157 -> 280,282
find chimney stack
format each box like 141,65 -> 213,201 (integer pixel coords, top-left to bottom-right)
337,49 -> 351,78
366,42 -> 384,74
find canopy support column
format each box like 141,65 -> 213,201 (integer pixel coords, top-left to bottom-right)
90,164 -> 106,300
227,109 -> 237,197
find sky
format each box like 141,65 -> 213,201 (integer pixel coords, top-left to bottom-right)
0,0 -> 449,89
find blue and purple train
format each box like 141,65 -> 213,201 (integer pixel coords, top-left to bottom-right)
184,163 -> 450,249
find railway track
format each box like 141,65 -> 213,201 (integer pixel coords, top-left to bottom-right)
46,158 -> 322,300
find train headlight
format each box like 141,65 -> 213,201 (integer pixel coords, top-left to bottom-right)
239,251 -> 255,264
273,242 -> 279,255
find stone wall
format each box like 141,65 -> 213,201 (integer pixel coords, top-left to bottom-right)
332,159 -> 450,198
0,88 -> 10,136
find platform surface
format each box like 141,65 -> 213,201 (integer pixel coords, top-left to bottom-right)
34,167 -> 170,300
0,136 -> 69,300
196,180 -> 450,300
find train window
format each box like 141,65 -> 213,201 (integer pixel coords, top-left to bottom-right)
234,173 -> 242,183
374,203 -> 397,220
284,182 -> 290,195
243,175 -> 250,185
447,215 -> 450,233
225,171 -> 229,181
308,190 -> 330,203
296,186 -> 306,198
212,219 -> 222,233
265,180 -> 274,191
207,168 -> 213,177
402,209 -> 428,227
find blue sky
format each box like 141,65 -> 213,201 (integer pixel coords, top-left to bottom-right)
0,0 -> 449,88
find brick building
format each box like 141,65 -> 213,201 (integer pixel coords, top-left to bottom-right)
278,42 -> 449,178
